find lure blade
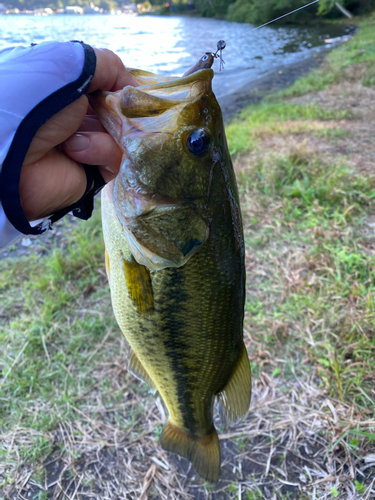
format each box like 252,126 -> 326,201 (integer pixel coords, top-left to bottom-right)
215,40 -> 226,71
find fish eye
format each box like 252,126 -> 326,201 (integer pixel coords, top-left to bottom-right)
186,129 -> 210,157
202,55 -> 209,62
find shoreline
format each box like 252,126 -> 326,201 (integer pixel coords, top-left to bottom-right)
219,46 -> 333,121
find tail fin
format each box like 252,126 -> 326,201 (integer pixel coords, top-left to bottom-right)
160,420 -> 220,483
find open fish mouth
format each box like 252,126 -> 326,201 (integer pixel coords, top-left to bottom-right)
89,67 -> 220,271
89,68 -> 215,146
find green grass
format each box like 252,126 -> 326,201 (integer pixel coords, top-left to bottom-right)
0,211 -> 137,468
245,490 -> 263,500
241,153 -> 374,213
221,20 -> 375,492
226,101 -> 351,156
238,150 -> 375,406
230,125 -> 375,405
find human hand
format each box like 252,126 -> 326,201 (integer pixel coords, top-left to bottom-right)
19,48 -> 138,221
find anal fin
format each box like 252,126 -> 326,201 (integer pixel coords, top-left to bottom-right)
160,420 -> 220,484
217,344 -> 251,428
128,350 -> 157,394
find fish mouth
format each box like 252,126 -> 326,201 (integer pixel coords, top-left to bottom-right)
127,68 -> 214,105
88,68 -> 214,146
91,69 -> 216,271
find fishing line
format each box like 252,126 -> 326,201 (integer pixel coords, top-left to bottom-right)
227,0 -> 320,41
212,0 -> 321,69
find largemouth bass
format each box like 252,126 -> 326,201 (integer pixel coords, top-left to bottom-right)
89,62 -> 251,483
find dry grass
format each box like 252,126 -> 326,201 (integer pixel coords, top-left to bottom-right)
3,366 -> 375,499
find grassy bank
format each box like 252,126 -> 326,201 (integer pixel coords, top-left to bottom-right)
1,13 -> 375,500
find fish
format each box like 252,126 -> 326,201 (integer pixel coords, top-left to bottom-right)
89,60 -> 251,483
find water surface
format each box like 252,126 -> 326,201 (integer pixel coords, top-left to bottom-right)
0,15 -> 352,98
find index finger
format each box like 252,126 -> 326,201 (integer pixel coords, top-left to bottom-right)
88,48 -> 139,93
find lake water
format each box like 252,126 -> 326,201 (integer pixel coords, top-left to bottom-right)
0,14 -> 352,99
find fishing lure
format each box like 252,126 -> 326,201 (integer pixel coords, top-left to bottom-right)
182,40 -> 227,77
214,40 -> 226,71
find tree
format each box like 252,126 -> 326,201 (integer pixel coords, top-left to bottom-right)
228,0 -> 324,24
319,0 -> 374,15
227,0 -> 374,24
195,0 -> 236,17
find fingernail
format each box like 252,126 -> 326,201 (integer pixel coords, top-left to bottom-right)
102,165 -> 117,174
64,133 -> 90,152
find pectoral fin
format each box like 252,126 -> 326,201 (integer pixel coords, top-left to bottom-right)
128,350 -> 157,394
217,345 -> 252,428
122,256 -> 154,315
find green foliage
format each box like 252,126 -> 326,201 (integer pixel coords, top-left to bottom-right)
317,0 -> 336,15
219,0 -> 374,23
7,0 -> 375,16
227,0 -> 319,25
331,487 -> 340,498
98,0 -> 118,10
243,152 -> 375,221
355,480 -> 364,492
0,210 -> 114,440
337,0 -> 375,15
8,0 -> 375,18
226,0 -> 253,23
225,17 -> 375,417
194,0 -> 236,17
245,490 -> 263,500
